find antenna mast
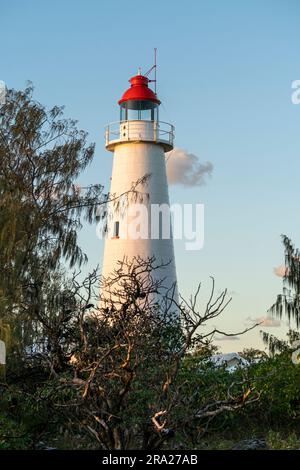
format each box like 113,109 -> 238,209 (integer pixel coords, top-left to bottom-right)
145,48 -> 158,95
154,47 -> 157,94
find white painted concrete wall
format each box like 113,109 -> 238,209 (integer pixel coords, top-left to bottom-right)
102,123 -> 178,311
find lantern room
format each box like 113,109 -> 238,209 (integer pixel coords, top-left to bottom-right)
118,73 -> 160,122
105,69 -> 174,152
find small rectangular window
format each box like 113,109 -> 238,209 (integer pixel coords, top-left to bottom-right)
113,221 -> 119,238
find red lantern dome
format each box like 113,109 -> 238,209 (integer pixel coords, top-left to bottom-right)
118,74 -> 160,105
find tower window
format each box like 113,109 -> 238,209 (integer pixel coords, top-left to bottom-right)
113,221 -> 120,238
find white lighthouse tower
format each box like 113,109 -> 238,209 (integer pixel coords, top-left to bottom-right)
102,67 -> 178,308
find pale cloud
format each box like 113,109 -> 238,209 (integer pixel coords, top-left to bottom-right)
215,335 -> 240,341
245,316 -> 281,328
165,148 -> 213,187
228,290 -> 238,296
256,316 -> 281,327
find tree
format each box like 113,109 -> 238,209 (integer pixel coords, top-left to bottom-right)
262,235 -> 300,355
0,84 -> 105,333
240,348 -> 268,363
8,257 -> 258,450
270,235 -> 300,328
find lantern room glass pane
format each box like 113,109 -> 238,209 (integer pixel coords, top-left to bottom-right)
120,100 -> 158,121
127,108 -> 140,120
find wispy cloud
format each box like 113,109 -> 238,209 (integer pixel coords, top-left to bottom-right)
215,335 -> 240,341
166,148 -> 213,187
245,316 -> 281,328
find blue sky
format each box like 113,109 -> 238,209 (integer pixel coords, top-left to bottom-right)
1,0 -> 300,352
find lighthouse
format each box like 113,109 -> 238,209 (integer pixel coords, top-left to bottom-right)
101,67 -> 178,309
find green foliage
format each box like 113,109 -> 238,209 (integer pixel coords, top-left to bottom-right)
251,352 -> 300,422
0,84 -> 105,352
1,346 -> 300,449
172,348 -> 300,447
0,382 -> 60,449
266,430 -> 300,450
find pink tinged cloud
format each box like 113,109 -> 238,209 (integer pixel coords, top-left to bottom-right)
255,317 -> 281,327
273,265 -> 288,277
215,335 -> 240,341
165,148 -> 213,187
245,316 -> 281,328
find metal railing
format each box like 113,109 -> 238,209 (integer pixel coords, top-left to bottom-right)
105,120 -> 175,149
